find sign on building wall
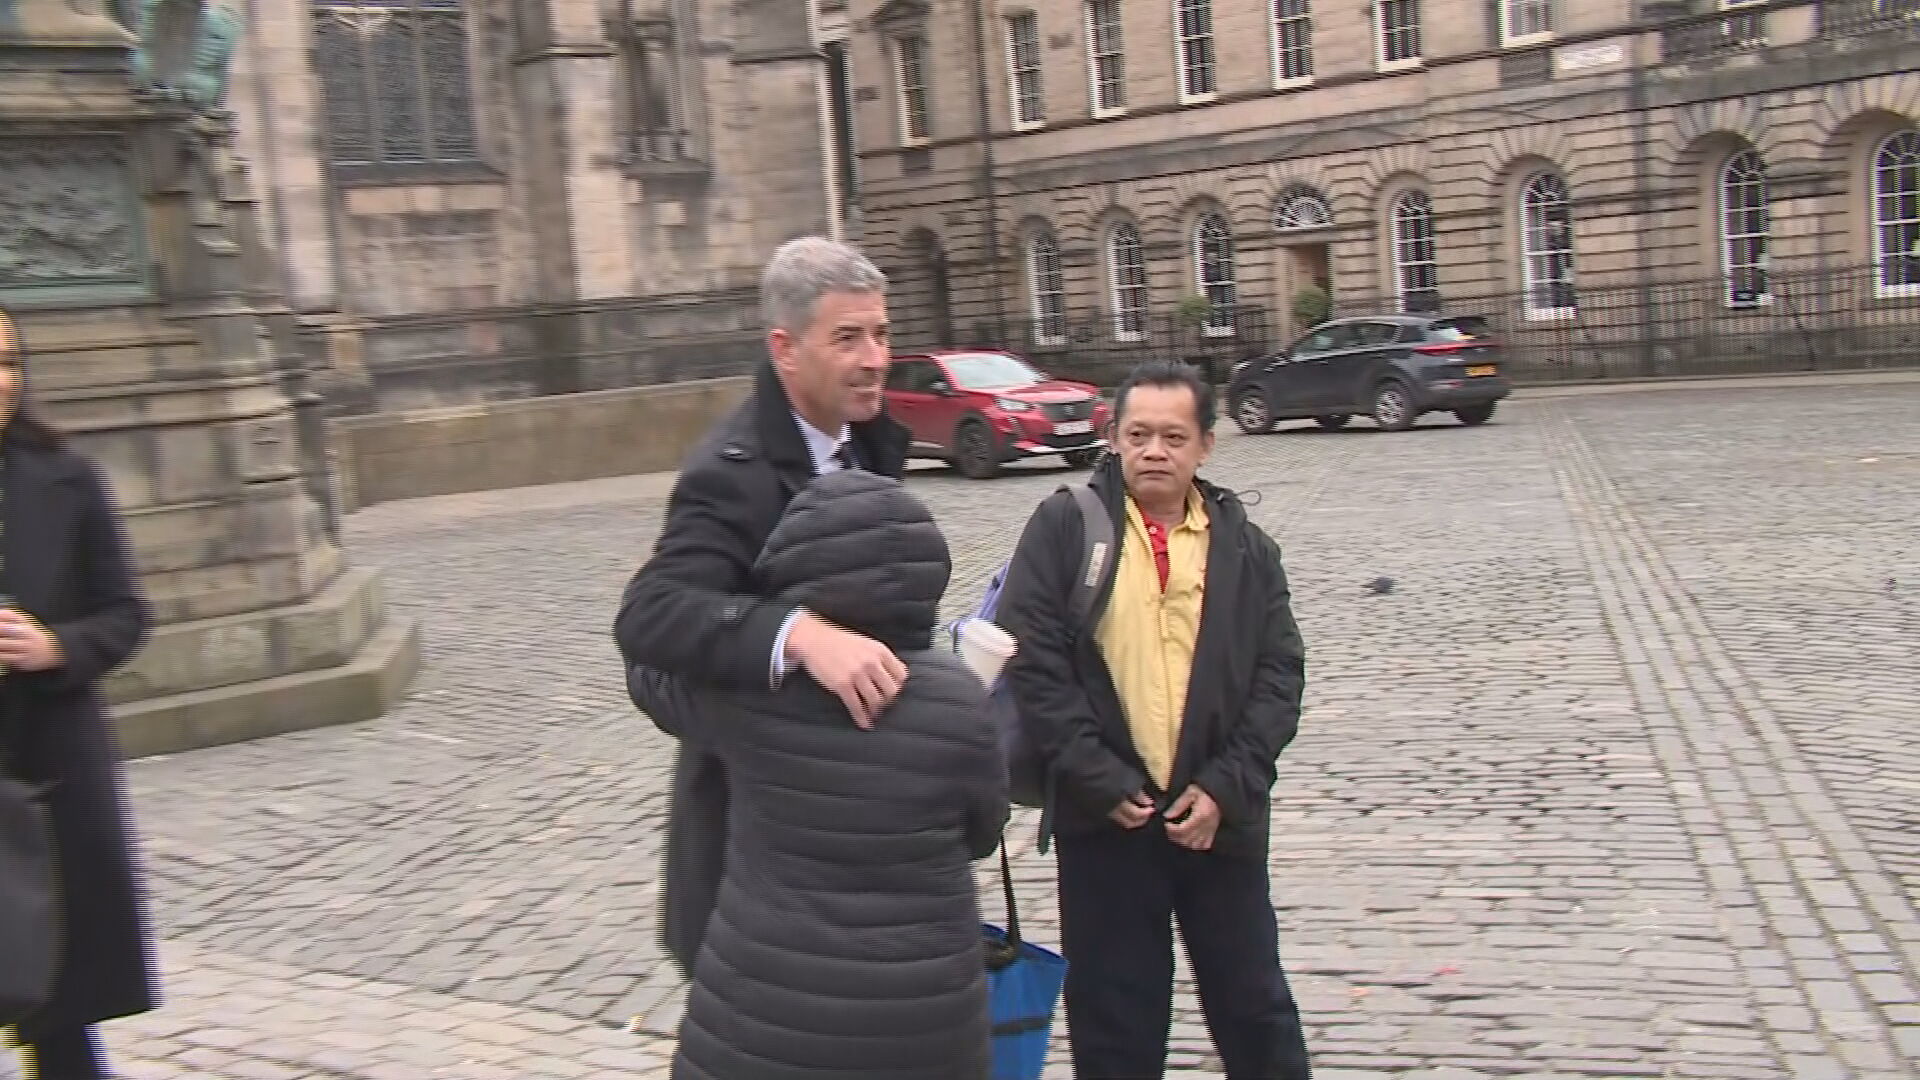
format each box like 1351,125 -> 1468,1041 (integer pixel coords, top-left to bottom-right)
1555,42 -> 1628,75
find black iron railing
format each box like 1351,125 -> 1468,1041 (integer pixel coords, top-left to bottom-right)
1823,0 -> 1920,36
1326,263 -> 1920,383
950,305 -> 1275,387
1662,6 -> 1769,62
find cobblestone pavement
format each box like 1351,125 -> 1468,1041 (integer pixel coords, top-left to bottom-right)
7,374 -> 1918,1080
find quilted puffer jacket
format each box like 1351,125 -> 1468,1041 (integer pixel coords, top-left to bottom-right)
668,468 -> 1009,1080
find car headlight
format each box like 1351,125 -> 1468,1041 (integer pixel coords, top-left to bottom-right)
996,398 -> 1034,412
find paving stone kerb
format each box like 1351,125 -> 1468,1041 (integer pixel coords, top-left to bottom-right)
9,377 -> 1912,1079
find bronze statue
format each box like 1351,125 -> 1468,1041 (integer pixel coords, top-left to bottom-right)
130,0 -> 239,110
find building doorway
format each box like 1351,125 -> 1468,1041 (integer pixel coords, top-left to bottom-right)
907,230 -> 954,348
1273,241 -> 1332,339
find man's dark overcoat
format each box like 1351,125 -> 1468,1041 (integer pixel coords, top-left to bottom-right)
615,362 -> 908,972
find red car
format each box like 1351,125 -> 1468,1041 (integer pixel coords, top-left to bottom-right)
884,350 -> 1111,479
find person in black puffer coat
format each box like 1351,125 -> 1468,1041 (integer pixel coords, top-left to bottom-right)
656,468 -> 1008,1080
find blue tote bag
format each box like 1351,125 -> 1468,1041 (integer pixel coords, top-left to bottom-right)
982,843 -> 1067,1080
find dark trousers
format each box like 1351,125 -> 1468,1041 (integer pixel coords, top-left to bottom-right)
1056,824 -> 1311,1080
20,1026 -> 107,1080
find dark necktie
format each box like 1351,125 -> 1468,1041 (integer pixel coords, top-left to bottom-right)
833,441 -> 861,473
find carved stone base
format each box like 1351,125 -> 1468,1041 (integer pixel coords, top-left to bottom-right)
113,608 -> 420,758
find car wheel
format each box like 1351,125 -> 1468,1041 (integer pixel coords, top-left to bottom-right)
1454,403 -> 1496,427
1232,388 -> 1276,435
1315,414 -> 1352,431
955,419 -> 1002,479
1063,448 -> 1101,469
1371,381 -> 1416,432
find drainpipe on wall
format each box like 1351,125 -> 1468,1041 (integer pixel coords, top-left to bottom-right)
967,0 -> 1005,337
1628,15 -> 1659,377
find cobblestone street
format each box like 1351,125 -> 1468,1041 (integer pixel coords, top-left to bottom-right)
8,374 -> 1918,1080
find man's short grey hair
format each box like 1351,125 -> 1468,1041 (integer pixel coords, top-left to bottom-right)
761,236 -> 888,334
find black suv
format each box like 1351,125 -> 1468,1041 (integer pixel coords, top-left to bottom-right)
1227,315 -> 1512,434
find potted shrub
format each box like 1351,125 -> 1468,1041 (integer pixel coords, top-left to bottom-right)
1176,294 -> 1214,331
1291,284 -> 1331,329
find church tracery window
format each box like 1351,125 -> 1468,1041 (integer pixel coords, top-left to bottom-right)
312,0 -> 482,174
610,1 -> 703,165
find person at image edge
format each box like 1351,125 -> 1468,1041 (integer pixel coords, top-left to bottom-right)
1,308 -> 159,1080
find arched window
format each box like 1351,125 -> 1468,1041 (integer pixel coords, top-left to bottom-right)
1108,223 -> 1148,342
1873,130 -> 1920,297
1391,190 -> 1438,313
1274,187 -> 1332,232
1719,150 -> 1770,307
1519,172 -> 1575,318
1028,232 -> 1067,345
1194,214 -> 1237,335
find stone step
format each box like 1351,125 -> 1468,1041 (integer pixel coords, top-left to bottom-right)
106,564 -> 386,704
113,608 -> 421,759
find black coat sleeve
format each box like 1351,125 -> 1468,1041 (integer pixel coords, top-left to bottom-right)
959,692 -> 1011,861
45,463 -> 152,692
613,457 -> 793,692
627,663 -> 701,740
998,494 -> 1147,817
1192,532 -> 1305,825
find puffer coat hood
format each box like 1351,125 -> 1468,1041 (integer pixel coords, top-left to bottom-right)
753,468 -> 949,652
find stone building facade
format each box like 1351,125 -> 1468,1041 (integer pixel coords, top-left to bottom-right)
224,0 -> 848,410
830,0 -> 1920,378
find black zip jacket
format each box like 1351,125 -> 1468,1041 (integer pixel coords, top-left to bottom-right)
996,458 -> 1306,860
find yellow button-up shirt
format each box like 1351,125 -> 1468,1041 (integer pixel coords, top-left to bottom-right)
1096,489 -> 1209,792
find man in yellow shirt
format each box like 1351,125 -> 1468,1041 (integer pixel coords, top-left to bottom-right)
1000,361 -> 1311,1079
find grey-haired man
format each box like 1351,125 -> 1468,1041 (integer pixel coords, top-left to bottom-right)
615,237 -> 912,973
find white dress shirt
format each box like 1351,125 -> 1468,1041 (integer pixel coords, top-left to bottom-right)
770,412 -> 854,685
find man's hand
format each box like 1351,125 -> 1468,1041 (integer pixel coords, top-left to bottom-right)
786,612 -> 907,729
1108,791 -> 1155,830
0,609 -> 63,673
1164,785 -> 1221,851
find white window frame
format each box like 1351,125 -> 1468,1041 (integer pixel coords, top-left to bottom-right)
1006,11 -> 1045,131
1107,223 -> 1148,342
1719,150 -> 1771,308
1872,130 -> 1920,299
893,35 -> 931,146
1029,233 -> 1068,346
1085,0 -> 1127,118
1174,0 -> 1218,104
1194,214 -> 1238,337
1270,0 -> 1313,89
1717,0 -> 1768,46
1519,172 -> 1576,321
1274,187 -> 1332,232
1500,0 -> 1553,48
1376,0 -> 1423,72
1391,190 -> 1438,314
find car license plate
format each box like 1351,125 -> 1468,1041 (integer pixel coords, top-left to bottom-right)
1054,420 -> 1093,436
1466,365 -> 1497,377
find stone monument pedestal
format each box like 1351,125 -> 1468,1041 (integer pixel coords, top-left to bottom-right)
2,3 -> 418,757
